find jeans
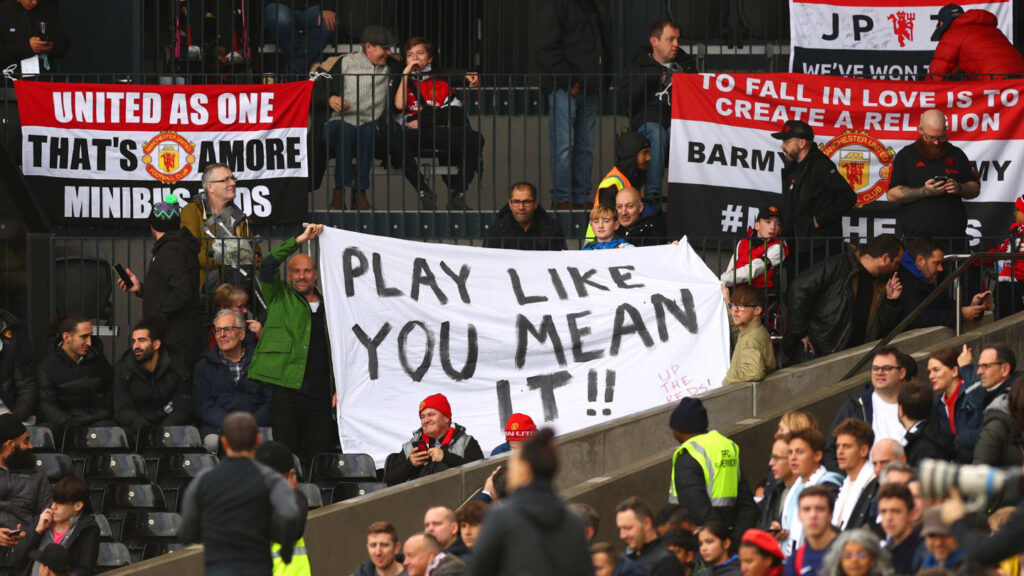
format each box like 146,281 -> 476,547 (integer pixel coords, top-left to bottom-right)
263,3 -> 331,72
638,122 -> 669,198
323,120 -> 374,190
548,89 -> 596,204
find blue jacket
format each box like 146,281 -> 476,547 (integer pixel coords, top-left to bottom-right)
897,253 -> 960,329
583,237 -> 631,250
491,442 -> 511,456
933,370 -> 985,463
613,554 -> 647,576
921,547 -> 965,570
192,338 -> 273,437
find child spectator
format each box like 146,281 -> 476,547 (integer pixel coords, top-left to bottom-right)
721,205 -> 788,288
583,204 -> 633,250
23,477 -> 100,576
722,285 -> 776,385
456,501 -> 487,551
991,195 -> 1024,319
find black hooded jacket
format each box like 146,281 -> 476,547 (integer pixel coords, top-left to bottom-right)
468,479 -> 592,576
904,418 -> 956,466
484,205 -> 567,251
534,0 -> 610,94
36,339 -> 113,432
0,311 -> 37,422
619,48 -> 697,130
113,348 -> 192,435
139,228 -> 204,369
780,146 -> 857,240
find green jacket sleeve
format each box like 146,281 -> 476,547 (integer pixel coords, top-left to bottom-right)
260,237 -> 300,301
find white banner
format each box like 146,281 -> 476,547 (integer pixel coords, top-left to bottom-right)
318,227 -> 730,465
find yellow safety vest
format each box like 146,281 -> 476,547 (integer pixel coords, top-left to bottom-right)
272,537 -> 311,576
668,430 -> 740,508
586,167 -> 633,242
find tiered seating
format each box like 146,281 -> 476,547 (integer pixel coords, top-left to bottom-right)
122,511 -> 183,562
308,452 -> 380,503
96,542 -> 132,573
154,453 -> 219,512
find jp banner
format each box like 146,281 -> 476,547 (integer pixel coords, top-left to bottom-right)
790,0 -> 1013,78
318,227 -> 730,465
16,80 -> 314,224
668,72 -> 1024,245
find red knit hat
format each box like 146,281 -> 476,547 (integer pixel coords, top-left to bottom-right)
1015,195 -> 1024,214
742,529 -> 784,561
419,394 -> 452,420
504,413 -> 538,440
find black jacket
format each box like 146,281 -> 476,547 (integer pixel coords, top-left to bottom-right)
823,387 -> 874,471
696,556 -> 742,576
468,479 -> 592,576
0,311 -> 36,422
192,339 -> 272,438
113,349 -> 192,435
627,537 -> 685,576
620,201 -> 669,247
534,0 -> 609,94
20,512 -> 99,576
845,477 -> 880,532
759,479 -> 791,530
785,246 -> 902,357
36,340 -> 113,432
484,205 -> 567,251
904,418 -> 956,466
383,424 -> 484,486
672,441 -> 759,546
0,0 -> 69,69
896,257 -> 959,329
139,229 -> 203,370
0,464 -> 50,571
618,49 -> 697,129
781,147 -> 856,240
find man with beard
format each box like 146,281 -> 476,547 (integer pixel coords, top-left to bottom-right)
249,224 -> 337,461
772,120 -> 856,271
484,182 -> 566,251
112,318 -> 192,437
0,412 -> 50,575
886,109 -> 980,248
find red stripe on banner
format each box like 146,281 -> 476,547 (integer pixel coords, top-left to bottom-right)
672,73 -> 1024,142
14,80 -> 313,131
791,0 -> 1005,5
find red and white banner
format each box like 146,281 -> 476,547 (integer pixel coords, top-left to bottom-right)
16,80 -> 314,224
790,0 -> 1013,78
668,72 -> 1024,244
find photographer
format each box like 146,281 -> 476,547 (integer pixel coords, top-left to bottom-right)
942,487 -> 1024,567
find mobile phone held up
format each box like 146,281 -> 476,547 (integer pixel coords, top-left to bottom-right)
113,264 -> 132,286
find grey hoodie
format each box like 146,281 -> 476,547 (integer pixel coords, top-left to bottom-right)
331,51 -> 391,125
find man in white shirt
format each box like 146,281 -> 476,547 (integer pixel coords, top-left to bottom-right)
832,418 -> 878,531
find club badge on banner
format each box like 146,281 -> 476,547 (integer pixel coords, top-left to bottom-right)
15,79 -> 314,225
317,227 -> 730,466
668,72 -> 1024,245
790,0 -> 1013,78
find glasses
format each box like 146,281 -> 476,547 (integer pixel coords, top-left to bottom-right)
213,326 -> 243,335
727,303 -> 752,311
509,199 -> 535,207
842,551 -> 870,561
921,133 -> 948,143
978,362 -> 1006,370
871,365 -> 897,372
210,176 -> 237,184
769,455 -> 787,461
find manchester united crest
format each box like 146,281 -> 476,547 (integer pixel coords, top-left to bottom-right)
141,131 -> 197,184
819,130 -> 896,206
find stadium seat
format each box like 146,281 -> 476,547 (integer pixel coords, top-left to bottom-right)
33,453 -> 73,484
292,453 -> 304,482
101,484 -> 167,515
63,427 -> 131,457
309,453 -> 376,486
137,426 -> 203,454
296,483 -> 323,510
143,541 -> 188,560
259,426 -> 273,442
53,247 -> 113,326
28,426 -> 56,452
93,513 -> 115,541
122,511 -> 183,562
95,542 -> 132,573
331,481 -> 387,504
154,453 -> 218,512
84,454 -> 151,513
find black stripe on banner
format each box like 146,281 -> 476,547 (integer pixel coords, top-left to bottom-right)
791,47 -> 933,79
26,176 -> 308,225
668,182 -> 1013,249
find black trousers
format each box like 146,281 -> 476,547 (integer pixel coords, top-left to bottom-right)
271,386 -> 336,461
389,124 -> 482,195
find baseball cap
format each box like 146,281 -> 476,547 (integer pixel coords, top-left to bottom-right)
29,544 -> 71,573
756,205 -> 782,221
932,4 -> 965,41
921,506 -> 952,537
771,120 -> 814,141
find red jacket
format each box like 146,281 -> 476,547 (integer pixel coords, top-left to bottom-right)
929,10 -> 1024,79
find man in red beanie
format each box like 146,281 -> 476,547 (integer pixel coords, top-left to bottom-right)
383,393 -> 483,486
490,413 -> 538,456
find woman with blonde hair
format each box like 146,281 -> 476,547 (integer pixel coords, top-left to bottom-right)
776,411 -> 818,439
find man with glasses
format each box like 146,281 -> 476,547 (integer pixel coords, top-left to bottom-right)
722,284 -> 775,385
885,109 -> 980,245
484,182 -> 566,251
193,309 -> 272,453
824,346 -> 910,471
181,162 -> 256,295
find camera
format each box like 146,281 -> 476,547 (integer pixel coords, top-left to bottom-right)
919,458 -> 1023,502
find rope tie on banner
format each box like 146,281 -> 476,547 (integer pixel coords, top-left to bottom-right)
309,71 -> 332,81
2,65 -> 17,82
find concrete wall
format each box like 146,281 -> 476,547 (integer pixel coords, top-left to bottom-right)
107,314 -> 1024,575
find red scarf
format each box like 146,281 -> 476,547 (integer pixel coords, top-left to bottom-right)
943,379 -> 963,435
417,427 -> 455,452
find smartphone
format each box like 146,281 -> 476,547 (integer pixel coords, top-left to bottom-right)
932,176 -> 949,184
5,529 -> 23,537
113,264 -> 132,286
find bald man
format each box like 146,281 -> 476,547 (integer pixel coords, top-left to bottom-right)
615,187 -> 668,247
250,224 -> 338,460
885,109 -> 980,244
403,532 -> 466,576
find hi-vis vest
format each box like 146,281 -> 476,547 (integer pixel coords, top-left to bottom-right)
272,537 -> 311,576
668,430 -> 740,507
586,167 -> 633,242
